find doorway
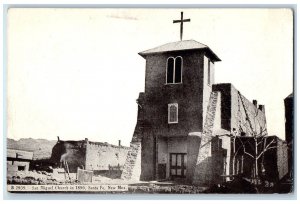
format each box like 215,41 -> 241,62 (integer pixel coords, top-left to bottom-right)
170,153 -> 187,178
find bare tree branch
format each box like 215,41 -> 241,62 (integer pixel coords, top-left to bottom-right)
265,146 -> 277,151
257,138 -> 276,159
257,139 -> 265,146
233,144 -> 243,160
244,151 -> 254,159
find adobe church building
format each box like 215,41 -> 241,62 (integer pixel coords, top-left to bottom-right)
128,40 -> 267,185
121,12 -> 288,186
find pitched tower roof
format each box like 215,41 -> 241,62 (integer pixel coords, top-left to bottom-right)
139,40 -> 221,62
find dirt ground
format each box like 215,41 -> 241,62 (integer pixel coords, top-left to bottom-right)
7,170 -> 144,185
7,170 -> 209,194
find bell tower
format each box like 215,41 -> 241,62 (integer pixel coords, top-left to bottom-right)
136,39 -> 221,180
133,12 -> 221,181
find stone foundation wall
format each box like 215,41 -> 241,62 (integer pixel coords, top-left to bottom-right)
121,142 -> 141,181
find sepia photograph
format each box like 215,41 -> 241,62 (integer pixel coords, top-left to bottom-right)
5,7 -> 294,196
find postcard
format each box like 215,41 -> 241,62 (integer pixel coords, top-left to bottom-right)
6,8 -> 294,195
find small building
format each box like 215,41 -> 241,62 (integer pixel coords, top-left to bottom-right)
7,149 -> 33,174
50,138 -> 130,176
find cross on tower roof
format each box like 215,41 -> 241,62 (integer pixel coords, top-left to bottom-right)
173,12 -> 191,41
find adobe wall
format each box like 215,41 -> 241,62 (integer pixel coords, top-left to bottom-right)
276,139 -> 289,180
141,135 -> 156,180
157,138 -> 168,164
212,84 -> 232,130
132,92 -> 145,142
213,83 -> 267,136
188,133 -> 231,186
85,141 -> 130,171
187,134 -> 202,183
231,85 -> 267,136
202,55 -> 215,129
50,139 -> 130,173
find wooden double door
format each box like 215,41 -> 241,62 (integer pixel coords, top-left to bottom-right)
170,153 -> 187,178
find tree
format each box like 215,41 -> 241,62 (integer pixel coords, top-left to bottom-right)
230,91 -> 277,183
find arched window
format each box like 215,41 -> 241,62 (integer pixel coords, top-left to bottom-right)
166,56 -> 182,84
168,103 -> 178,124
166,57 -> 174,84
175,57 -> 182,83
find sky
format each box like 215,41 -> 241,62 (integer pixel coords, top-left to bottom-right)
7,8 -> 293,146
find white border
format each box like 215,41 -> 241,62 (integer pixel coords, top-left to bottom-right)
1,1 -> 298,202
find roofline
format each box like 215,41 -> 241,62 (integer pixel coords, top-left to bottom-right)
139,47 -> 221,62
7,148 -> 34,153
7,157 -> 33,161
284,93 -> 293,100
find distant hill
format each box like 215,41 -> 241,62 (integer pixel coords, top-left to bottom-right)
7,138 -> 57,160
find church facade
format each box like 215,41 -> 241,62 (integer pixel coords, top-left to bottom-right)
126,39 -> 268,185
